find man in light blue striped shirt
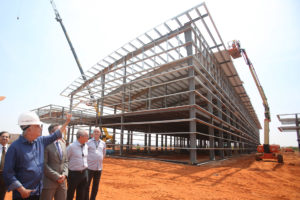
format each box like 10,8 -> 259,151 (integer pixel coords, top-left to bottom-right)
85,128 -> 106,200
66,129 -> 89,200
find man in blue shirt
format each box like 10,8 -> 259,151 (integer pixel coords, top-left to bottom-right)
3,111 -> 71,200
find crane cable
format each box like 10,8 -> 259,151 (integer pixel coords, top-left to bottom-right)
17,0 -> 23,20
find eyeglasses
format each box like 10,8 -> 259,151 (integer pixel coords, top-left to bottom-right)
22,124 -> 43,131
32,124 -> 43,129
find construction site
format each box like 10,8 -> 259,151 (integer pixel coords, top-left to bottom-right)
32,2 -> 262,165
2,1 -> 300,200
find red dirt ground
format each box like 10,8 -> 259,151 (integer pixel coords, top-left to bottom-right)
5,152 -> 300,200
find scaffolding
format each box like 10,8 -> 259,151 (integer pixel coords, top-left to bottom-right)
37,2 -> 261,164
278,113 -> 300,149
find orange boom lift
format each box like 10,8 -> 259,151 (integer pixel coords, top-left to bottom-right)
228,40 -> 283,163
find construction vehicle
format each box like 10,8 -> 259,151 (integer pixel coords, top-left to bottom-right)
228,40 -> 283,163
283,147 -> 295,153
49,0 -> 113,143
84,100 -> 113,143
100,129 -> 113,143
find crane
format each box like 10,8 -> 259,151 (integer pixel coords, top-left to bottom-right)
228,40 -> 283,163
50,0 -> 88,87
49,0 -> 113,143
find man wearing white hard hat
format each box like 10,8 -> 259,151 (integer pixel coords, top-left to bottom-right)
3,111 -> 71,200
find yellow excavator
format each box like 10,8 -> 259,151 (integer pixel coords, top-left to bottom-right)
228,40 -> 283,163
93,103 -> 113,142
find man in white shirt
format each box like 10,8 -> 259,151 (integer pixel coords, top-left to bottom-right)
85,128 -> 106,200
0,131 -> 9,200
67,129 -> 89,200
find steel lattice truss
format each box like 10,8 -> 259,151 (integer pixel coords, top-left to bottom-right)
55,2 -> 262,156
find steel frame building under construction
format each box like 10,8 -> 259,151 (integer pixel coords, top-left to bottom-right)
35,2 -> 261,164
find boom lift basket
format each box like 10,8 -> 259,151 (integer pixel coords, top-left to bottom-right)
227,40 -> 242,58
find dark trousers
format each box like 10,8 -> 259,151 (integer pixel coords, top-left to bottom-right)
13,196 -> 39,200
67,169 -> 88,200
85,169 -> 102,200
0,172 -> 7,200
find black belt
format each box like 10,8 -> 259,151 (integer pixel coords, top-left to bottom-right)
69,169 -> 87,173
14,195 -> 40,200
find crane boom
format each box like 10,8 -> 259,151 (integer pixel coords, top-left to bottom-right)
228,40 -> 270,145
228,40 -> 283,163
50,0 -> 94,98
49,0 -> 113,142
240,48 -> 271,146
240,49 -> 270,120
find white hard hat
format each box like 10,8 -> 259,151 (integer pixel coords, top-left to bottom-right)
18,111 -> 42,126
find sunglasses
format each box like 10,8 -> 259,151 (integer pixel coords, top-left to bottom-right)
22,124 -> 43,131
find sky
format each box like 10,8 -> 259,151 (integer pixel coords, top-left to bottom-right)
0,0 -> 300,147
